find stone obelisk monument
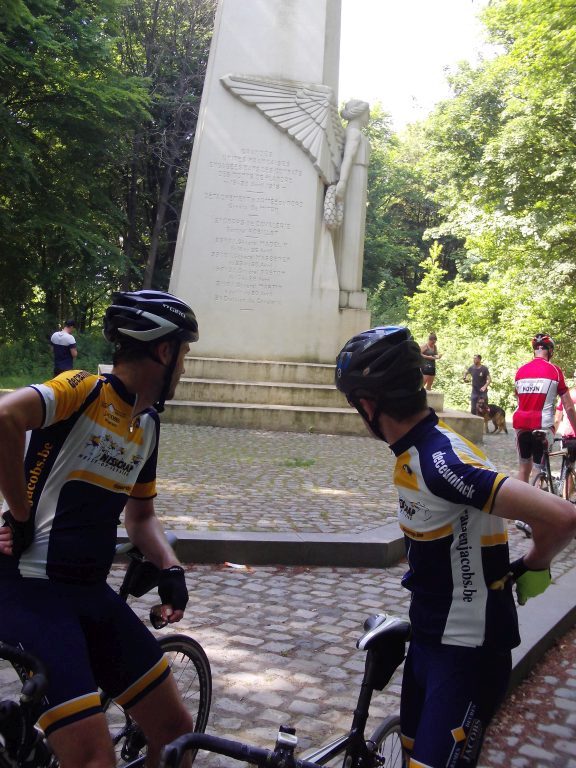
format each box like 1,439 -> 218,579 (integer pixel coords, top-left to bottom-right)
170,0 -> 370,363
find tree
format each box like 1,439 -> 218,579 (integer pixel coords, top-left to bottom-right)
0,0 -> 149,339
402,0 -> 576,409
363,108 -> 463,324
117,0 -> 216,289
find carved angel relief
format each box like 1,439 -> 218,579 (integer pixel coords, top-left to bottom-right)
220,74 -> 345,186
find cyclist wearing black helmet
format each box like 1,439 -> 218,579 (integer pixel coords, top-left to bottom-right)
336,326 -> 576,768
0,290 -> 198,768
512,333 -> 576,484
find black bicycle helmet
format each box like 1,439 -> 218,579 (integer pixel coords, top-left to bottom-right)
103,290 -> 198,413
531,333 -> 555,353
103,290 -> 198,345
335,326 -> 424,440
336,326 -> 424,399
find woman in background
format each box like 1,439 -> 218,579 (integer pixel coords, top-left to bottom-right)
420,333 -> 441,391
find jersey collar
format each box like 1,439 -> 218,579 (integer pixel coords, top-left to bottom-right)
101,373 -> 138,407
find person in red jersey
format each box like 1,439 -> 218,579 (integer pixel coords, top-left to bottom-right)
513,333 -> 576,483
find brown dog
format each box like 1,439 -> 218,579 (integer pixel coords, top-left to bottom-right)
476,397 -> 508,434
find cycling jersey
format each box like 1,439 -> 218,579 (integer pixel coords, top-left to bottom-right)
390,410 -> 519,650
391,410 -> 518,767
0,369 -> 166,734
0,370 -> 159,583
513,357 -> 567,431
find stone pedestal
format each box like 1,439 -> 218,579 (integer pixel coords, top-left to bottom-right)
169,0 -> 370,363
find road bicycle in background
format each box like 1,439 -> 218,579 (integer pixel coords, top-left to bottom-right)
529,431 -> 576,499
160,612 -> 411,768
0,541 -> 212,767
516,431 -> 576,538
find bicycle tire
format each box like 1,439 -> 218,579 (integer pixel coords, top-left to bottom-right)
561,460 -> 576,502
369,715 -> 404,768
102,634 -> 212,766
531,472 -> 553,493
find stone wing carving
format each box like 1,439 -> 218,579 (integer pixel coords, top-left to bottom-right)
221,74 -> 345,185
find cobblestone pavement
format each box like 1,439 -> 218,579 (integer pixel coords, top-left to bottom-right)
1,422 -> 575,766
153,423 -> 525,535
146,423 -> 576,766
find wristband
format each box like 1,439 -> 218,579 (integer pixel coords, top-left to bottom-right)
158,565 -> 189,611
2,511 -> 34,558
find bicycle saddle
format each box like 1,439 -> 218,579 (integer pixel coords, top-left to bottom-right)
356,613 -> 411,651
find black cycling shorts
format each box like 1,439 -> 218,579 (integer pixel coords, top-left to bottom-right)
0,577 -> 168,736
400,640 -> 511,767
515,429 -> 551,465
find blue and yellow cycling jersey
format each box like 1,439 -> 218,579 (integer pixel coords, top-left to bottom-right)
0,371 -> 159,583
390,410 -> 520,650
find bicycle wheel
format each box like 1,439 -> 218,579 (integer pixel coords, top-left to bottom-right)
369,715 -> 404,768
103,634 -> 212,766
561,461 -> 576,502
531,472 -> 553,493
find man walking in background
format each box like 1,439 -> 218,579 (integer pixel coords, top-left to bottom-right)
463,354 -> 491,415
50,319 -> 77,376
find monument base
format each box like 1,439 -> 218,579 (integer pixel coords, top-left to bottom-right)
164,355 -> 485,444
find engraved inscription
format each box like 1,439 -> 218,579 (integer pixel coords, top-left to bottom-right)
205,148 -> 303,306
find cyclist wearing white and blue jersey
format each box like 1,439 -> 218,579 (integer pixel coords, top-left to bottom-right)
0,290 -> 199,768
335,326 -> 576,768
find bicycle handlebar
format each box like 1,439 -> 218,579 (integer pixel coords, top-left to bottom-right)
0,642 -> 49,703
160,732 -> 322,768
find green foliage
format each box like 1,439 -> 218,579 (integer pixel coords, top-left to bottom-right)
117,0 -> 216,288
0,0 -> 150,340
403,0 -> 576,413
364,110 -> 463,325
0,330 -> 114,388
0,0 -> 214,361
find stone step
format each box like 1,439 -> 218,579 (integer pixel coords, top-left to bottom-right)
182,355 -> 335,384
175,377 -> 348,408
163,399 -> 365,435
162,399 -> 484,442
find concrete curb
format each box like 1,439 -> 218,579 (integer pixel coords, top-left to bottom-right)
117,523 -> 406,568
510,565 -> 576,688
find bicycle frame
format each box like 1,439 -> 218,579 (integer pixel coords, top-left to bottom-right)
161,613 -> 410,768
304,651 -> 388,766
532,431 -> 564,494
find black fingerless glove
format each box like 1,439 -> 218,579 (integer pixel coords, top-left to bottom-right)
2,511 -> 34,558
158,565 -> 189,611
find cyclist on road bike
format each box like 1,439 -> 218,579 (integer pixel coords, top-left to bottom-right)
0,290 -> 198,768
513,333 -> 576,483
336,325 -> 576,768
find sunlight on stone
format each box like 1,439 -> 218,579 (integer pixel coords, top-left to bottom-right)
310,487 -> 356,497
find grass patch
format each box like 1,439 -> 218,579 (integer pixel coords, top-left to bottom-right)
281,457 -> 316,468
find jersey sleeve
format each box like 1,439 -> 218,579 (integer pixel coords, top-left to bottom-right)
422,441 -> 507,513
30,371 -> 98,427
130,415 -> 159,499
556,366 -> 568,397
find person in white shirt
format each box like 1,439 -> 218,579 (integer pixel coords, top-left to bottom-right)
50,319 -> 78,376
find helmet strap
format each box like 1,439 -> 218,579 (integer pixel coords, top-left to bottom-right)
147,340 -> 180,413
349,395 -> 387,442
